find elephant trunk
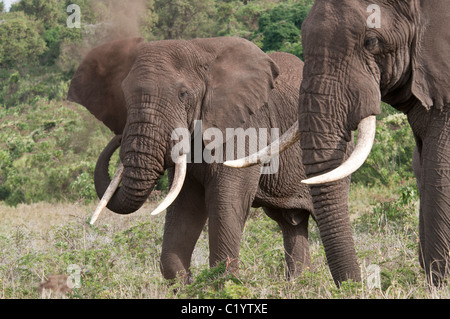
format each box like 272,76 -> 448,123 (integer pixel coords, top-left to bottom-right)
302,153 -> 362,285
299,91 -> 362,286
92,136 -> 187,223
93,138 -> 163,215
93,108 -> 168,215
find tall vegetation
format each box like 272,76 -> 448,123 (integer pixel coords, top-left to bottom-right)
0,0 -> 414,207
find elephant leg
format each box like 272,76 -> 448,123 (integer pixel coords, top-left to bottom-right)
419,111 -> 450,286
160,173 -> 207,282
206,166 -> 260,275
264,207 -> 311,280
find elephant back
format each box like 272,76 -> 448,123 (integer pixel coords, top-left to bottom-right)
268,52 -> 303,90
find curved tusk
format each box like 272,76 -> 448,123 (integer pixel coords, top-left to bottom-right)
302,115 -> 377,185
224,121 -> 300,168
150,154 -> 187,216
90,162 -> 124,225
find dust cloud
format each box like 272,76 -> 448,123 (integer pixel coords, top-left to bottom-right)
60,0 -> 150,72
90,0 -> 148,42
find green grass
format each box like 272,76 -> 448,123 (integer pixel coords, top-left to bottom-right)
0,186 -> 449,299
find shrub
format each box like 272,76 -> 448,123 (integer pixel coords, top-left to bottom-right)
352,105 -> 416,186
354,185 -> 419,236
0,99 -> 112,206
0,68 -> 70,107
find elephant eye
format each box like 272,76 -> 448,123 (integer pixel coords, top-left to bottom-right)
179,89 -> 188,101
364,37 -> 379,50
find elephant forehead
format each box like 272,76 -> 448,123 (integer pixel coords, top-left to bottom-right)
135,41 -> 207,71
304,0 -> 368,50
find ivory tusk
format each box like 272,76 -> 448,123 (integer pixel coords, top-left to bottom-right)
224,121 -> 300,168
302,115 -> 377,185
90,162 -> 124,225
150,154 -> 187,216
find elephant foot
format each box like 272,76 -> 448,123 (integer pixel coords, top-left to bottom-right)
163,268 -> 193,289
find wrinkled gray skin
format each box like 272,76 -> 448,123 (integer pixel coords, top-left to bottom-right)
68,37 -> 316,281
299,0 -> 450,286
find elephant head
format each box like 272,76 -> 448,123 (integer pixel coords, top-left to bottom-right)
228,0 -> 450,285
68,37 -> 279,217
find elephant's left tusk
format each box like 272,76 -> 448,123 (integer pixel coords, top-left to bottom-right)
224,121 -> 300,168
89,162 -> 124,225
150,154 -> 187,216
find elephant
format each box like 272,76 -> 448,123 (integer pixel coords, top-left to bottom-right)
230,0 -> 450,286
67,37 -> 321,282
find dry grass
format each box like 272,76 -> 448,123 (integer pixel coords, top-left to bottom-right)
0,195 -> 449,299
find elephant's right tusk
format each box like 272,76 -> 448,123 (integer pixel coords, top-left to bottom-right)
150,154 -> 187,216
224,121 -> 300,168
89,162 -> 124,225
302,115 -> 377,185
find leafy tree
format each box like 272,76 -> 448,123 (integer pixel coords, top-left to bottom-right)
262,20 -> 300,51
10,0 -> 65,30
255,0 -> 313,57
8,0 -> 82,66
0,12 -> 46,68
153,0 -> 217,39
214,0 -> 270,38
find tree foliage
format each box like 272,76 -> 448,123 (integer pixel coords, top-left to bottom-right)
10,0 -> 66,29
0,12 -> 46,67
256,0 -> 313,56
153,0 -> 217,39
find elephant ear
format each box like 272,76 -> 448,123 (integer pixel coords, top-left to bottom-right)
411,1 -> 450,110
67,37 -> 145,134
194,37 -> 280,133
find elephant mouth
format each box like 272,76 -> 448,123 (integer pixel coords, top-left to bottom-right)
224,115 -> 377,185
89,142 -> 188,225
301,115 -> 376,184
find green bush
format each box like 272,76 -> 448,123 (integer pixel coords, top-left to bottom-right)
0,98 -> 112,206
10,0 -> 65,30
354,185 -> 419,236
0,69 -> 70,107
352,104 -> 416,186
